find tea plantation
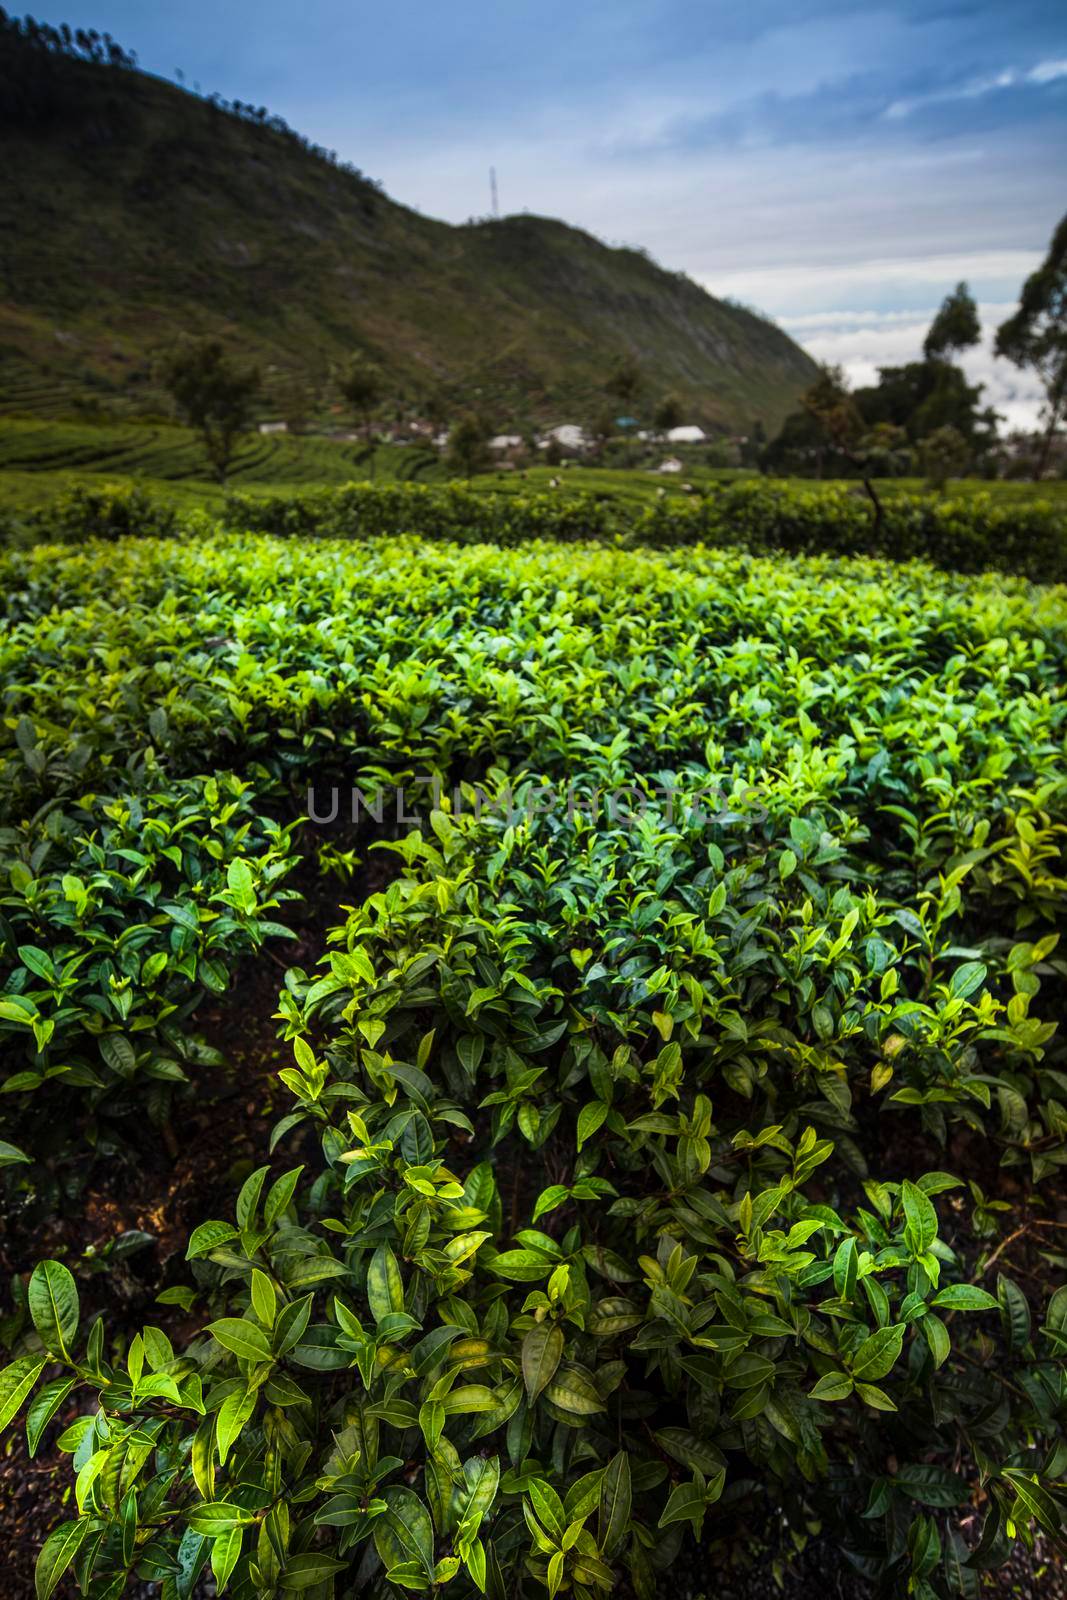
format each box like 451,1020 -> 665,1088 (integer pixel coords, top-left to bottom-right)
1,514 -> 1065,1598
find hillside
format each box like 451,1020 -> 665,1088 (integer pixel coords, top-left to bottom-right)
0,21 -> 817,431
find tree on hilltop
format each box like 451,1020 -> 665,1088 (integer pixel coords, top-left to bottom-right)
276,371 -> 314,435
586,410 -> 616,459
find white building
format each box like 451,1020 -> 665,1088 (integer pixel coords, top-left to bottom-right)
666,425 -> 707,444
658,456 -> 684,474
539,423 -> 589,452
489,434 -> 524,452
259,420 -> 289,435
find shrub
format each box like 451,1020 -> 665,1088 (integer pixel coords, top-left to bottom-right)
27,481 -> 182,544
219,480 -> 1067,582
0,506 -> 35,551
2,929 -> 1064,1594
0,773 -> 299,1169
0,532 -> 1065,1595
223,482 -> 618,545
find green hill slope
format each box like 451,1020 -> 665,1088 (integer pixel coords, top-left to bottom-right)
0,20 -> 817,431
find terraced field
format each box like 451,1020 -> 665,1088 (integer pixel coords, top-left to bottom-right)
0,416 -> 441,491
0,356 -> 85,419
2,416 -> 1065,521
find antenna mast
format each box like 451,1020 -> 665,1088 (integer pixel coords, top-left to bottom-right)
490,166 -> 499,220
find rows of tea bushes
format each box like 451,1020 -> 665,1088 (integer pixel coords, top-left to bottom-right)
1,530 -> 1065,1597
5,477 -> 1067,581
219,479 -> 1067,581
0,416 -> 440,490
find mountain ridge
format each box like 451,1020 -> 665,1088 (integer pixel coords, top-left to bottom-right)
0,21 -> 818,430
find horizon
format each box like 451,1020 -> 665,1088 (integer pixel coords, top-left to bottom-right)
38,0 -> 1067,431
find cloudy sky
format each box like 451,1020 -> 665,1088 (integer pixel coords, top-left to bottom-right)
59,0 -> 1067,427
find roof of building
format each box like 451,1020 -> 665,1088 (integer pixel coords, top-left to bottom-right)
542,423 -> 589,449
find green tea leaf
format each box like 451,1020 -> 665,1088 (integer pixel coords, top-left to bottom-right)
851,1324 -> 905,1382
576,1100 -> 608,1151
544,1367 -> 605,1415
808,1371 -> 854,1402
28,1261 -> 79,1357
930,1284 -> 998,1312
522,1324 -> 563,1404
211,1526 -> 244,1592
375,1486 -> 435,1582
35,1517 -> 91,1600
207,1318 -> 273,1364
366,1244 -> 404,1323
901,1181 -> 938,1255
0,1357 -> 46,1433
186,1221 -> 240,1260
187,1503 -> 256,1536
598,1450 -> 631,1558
26,1377 -> 75,1457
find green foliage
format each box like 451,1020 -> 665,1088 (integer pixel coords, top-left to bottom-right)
1,527 -> 1066,1594
0,772 -> 299,1161
338,356 -> 384,427
923,283 -> 981,362
1,1025 -> 1064,1595
859,421 -> 911,478
921,426 -> 970,491
996,211 -> 1067,477
652,394 -> 684,433
447,416 -> 491,481
21,480 -> 181,543
223,480 -> 615,543
219,478 -> 1067,581
767,302 -> 999,479
605,355 -> 643,410
160,338 -> 261,483
0,416 -> 446,521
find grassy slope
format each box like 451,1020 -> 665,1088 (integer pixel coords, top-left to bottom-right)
0,50 -> 816,434
2,416 -> 1065,515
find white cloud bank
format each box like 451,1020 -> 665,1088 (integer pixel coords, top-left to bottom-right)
774,303 -> 1045,432
699,249 -> 1048,431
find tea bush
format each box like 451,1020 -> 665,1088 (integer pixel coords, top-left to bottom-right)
1,530 -> 1065,1596
223,482 -> 618,546
0,773 -> 298,1166
219,480 -> 1067,581
4,1075 -> 1065,1598
23,482 -> 185,544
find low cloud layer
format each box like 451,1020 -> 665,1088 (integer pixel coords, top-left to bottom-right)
776,305 -> 1045,432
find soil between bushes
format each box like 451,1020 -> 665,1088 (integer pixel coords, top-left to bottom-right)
0,846 -> 1064,1597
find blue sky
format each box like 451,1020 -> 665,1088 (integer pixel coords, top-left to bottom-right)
52,1 -> 1067,425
